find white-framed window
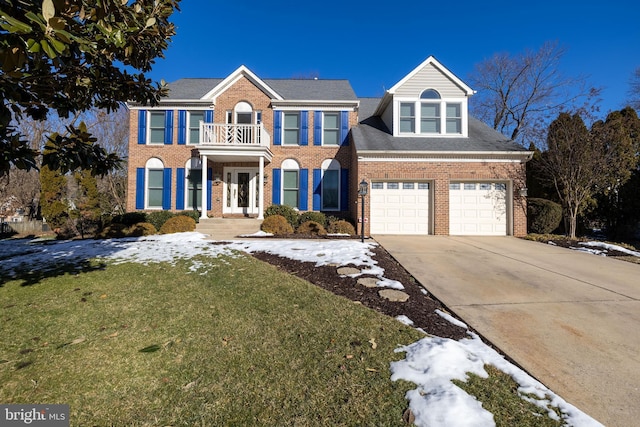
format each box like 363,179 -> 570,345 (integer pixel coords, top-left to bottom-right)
148,111 -> 166,144
282,159 -> 300,208
322,112 -> 340,146
283,112 -> 300,145
187,111 -> 205,144
396,88 -> 465,136
185,158 -> 202,209
321,159 -> 340,210
145,158 -> 164,209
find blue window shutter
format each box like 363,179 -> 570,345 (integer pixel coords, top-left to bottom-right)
312,169 -> 322,211
178,111 -> 186,145
272,168 -> 281,205
204,110 -> 214,123
137,111 -> 147,144
300,111 -> 308,146
340,169 -> 349,211
207,168 -> 212,210
164,111 -> 174,145
299,169 -> 308,210
136,168 -> 145,209
176,168 -> 185,210
162,168 -> 172,210
314,111 -> 322,146
340,110 -> 349,146
273,111 -> 282,145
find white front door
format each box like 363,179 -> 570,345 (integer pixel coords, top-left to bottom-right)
224,168 -> 259,215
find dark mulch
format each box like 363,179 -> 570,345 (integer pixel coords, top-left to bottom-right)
251,243 -> 469,341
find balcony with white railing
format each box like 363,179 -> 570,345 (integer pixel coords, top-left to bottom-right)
200,123 -> 271,147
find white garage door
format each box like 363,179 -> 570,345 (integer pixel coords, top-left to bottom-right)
449,182 -> 508,236
370,182 -> 430,234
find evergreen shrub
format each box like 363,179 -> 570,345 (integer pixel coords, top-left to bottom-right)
147,211 -> 175,231
128,222 -> 157,237
298,211 -> 327,227
296,220 -> 327,236
527,198 -> 563,234
327,219 -> 356,235
260,215 -> 293,235
159,215 -> 196,234
264,205 -> 299,227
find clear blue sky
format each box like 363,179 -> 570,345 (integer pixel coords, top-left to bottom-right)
147,0 -> 639,118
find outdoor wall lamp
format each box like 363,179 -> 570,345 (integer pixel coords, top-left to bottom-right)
213,174 -> 222,185
263,174 -> 269,186
519,187 -> 528,197
358,179 -> 368,242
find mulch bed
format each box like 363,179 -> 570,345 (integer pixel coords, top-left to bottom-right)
251,243 -> 469,341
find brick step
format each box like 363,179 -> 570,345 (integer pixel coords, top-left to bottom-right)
196,218 -> 262,240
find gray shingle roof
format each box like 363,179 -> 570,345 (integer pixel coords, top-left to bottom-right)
165,78 -> 356,101
352,116 -> 527,153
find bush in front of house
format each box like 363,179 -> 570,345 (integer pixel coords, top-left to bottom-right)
147,211 -> 175,231
178,210 -> 200,224
327,219 -> 356,235
264,204 -> 299,228
296,220 -> 327,236
96,223 -> 130,239
159,215 -> 196,234
298,211 -> 327,227
112,212 -> 148,226
128,222 -> 157,237
527,198 -> 563,234
261,215 -> 293,235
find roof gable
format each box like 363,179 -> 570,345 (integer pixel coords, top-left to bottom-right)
203,65 -> 284,102
388,56 -> 474,96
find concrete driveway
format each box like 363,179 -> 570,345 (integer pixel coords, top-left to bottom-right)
374,235 -> 640,427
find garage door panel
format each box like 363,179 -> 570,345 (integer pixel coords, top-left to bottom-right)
450,182 -> 508,236
371,182 -> 430,235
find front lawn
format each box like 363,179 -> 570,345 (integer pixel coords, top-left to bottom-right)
0,254 -> 422,426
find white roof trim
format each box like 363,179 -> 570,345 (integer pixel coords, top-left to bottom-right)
202,65 -> 284,101
388,56 -> 475,96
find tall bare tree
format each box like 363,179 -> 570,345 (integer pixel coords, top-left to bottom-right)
468,41 -> 599,145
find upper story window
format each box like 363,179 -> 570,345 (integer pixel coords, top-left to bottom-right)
283,112 -> 300,145
149,111 -> 166,144
188,111 -> 204,144
322,112 -> 340,146
396,88 -> 465,137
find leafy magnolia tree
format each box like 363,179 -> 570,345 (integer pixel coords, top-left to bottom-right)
468,41 -> 598,145
541,111 -> 637,238
0,0 -> 179,177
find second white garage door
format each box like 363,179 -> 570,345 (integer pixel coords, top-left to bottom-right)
449,182 -> 508,235
370,182 -> 430,235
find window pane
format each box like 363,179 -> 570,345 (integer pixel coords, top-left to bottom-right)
400,103 -> 414,117
446,104 -> 460,117
150,129 -> 164,144
283,190 -> 298,207
284,113 -> 299,128
421,119 -> 440,133
148,170 -> 164,187
421,103 -> 439,117
148,190 -> 163,207
449,183 -> 460,190
323,129 -> 339,145
420,89 -> 441,99
322,170 -> 339,209
284,129 -> 299,145
464,183 -> 476,190
446,119 -> 461,133
418,182 -> 430,190
187,169 -> 202,208
400,119 -> 414,133
150,112 -> 165,127
387,182 -> 399,189
371,182 -> 383,189
324,113 -> 339,129
283,170 -> 298,189
189,112 -> 204,127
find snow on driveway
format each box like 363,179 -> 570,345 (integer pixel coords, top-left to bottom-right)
0,232 -> 605,427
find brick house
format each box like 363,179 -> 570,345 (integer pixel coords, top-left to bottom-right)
126,56 -> 532,236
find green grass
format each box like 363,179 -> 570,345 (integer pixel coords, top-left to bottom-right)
0,250 -> 572,426
1,253 -> 423,426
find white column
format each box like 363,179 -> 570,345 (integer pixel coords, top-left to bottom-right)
200,154 -> 208,219
258,156 -> 265,220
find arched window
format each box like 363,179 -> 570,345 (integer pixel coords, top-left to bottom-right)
145,158 -> 165,209
420,89 -> 441,99
185,157 -> 202,209
321,159 -> 340,210
281,159 -> 300,208
233,101 -> 253,124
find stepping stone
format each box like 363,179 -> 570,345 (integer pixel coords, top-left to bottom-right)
337,267 -> 360,276
357,277 -> 379,288
379,289 -> 410,302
